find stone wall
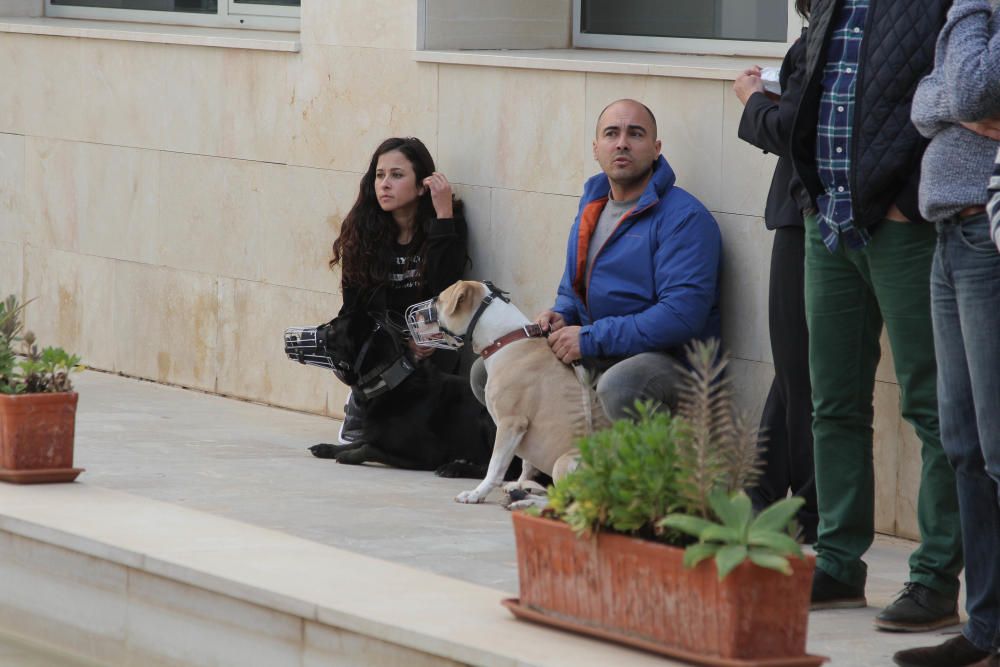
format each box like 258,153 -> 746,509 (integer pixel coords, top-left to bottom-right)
0,0 -> 917,538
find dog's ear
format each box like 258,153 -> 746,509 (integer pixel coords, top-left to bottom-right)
442,281 -> 475,318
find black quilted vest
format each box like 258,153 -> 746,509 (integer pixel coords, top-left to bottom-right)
790,0 -> 952,228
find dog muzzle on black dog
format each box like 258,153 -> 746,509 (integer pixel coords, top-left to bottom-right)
283,319 -> 415,400
405,281 -> 510,350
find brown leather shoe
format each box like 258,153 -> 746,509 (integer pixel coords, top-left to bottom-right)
893,635 -> 990,667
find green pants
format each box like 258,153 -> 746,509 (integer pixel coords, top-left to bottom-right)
804,215 -> 962,596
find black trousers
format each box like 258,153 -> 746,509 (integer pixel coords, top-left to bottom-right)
750,226 -> 818,541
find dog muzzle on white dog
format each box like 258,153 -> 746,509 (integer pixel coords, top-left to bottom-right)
405,281 -> 511,350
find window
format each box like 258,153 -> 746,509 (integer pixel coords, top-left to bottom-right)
46,0 -> 300,31
574,0 -> 800,57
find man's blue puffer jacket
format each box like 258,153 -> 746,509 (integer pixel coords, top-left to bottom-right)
552,155 -> 722,359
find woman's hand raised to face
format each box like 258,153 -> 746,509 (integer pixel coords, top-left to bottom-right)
423,172 -> 454,219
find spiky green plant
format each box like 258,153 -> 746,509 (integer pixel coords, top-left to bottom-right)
673,339 -> 765,518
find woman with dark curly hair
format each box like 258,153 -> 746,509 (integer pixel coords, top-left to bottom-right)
329,137 -> 468,445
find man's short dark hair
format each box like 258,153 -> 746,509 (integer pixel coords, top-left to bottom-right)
596,99 -> 658,139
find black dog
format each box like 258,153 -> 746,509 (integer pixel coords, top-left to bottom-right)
296,309 -> 500,478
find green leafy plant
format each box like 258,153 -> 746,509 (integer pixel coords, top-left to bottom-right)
662,491 -> 806,579
0,294 -> 83,395
548,401 -> 689,539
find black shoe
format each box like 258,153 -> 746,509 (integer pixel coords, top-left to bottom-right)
810,568 -> 866,610
893,635 -> 990,666
876,582 -> 960,632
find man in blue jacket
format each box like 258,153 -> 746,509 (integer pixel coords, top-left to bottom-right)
537,98 -> 722,420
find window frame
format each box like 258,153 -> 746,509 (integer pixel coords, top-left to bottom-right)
572,0 -> 800,58
45,0 -> 300,31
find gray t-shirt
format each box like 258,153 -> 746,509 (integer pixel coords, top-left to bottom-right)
585,197 -> 638,280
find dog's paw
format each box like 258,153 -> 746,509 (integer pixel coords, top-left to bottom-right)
309,443 -> 339,459
335,448 -> 365,465
435,459 -> 485,479
502,480 -> 548,495
455,489 -> 486,504
507,496 -> 550,512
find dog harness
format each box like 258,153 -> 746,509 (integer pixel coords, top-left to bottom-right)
284,315 -> 416,400
479,323 -> 546,360
350,320 -> 417,400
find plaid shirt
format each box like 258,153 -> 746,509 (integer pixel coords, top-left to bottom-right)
988,145 -> 1000,251
815,0 -> 870,251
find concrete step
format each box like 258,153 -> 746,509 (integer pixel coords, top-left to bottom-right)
0,482 -> 671,667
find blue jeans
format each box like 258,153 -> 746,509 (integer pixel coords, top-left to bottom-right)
931,214 -> 1000,652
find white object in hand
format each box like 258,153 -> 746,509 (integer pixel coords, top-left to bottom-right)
760,67 -> 781,95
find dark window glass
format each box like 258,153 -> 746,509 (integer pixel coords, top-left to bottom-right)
233,0 -> 299,5
581,0 -> 787,43
51,0 -> 219,13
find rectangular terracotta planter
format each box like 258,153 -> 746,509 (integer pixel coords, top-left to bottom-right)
0,392 -> 83,484
509,512 -> 824,667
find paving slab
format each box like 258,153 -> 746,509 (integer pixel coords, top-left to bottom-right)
43,371 -> 971,665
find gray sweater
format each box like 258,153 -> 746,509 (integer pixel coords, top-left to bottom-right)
912,0 -> 1000,222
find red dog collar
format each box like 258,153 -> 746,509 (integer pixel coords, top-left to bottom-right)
480,324 -> 545,360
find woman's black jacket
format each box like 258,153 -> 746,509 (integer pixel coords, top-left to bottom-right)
738,29 -> 808,230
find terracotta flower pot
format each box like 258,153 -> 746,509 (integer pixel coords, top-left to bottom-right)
0,392 -> 84,484
506,512 -> 825,667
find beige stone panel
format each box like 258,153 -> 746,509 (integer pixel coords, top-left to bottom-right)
156,152 -> 262,281
302,0 -> 418,49
75,40 -> 225,157
219,48 -> 296,164
125,570 -> 302,667
424,0 -> 572,50
720,85 -> 779,218
450,183 -> 492,282
0,132 -> 23,243
716,212 -> 772,365
873,380 -> 901,535
114,263 -> 220,391
22,136 -> 79,252
289,46 -> 438,173
0,241 -> 22,300
2,35 -> 87,141
489,188 -> 578,320
0,533 -> 128,666
726,357 -> 775,426
304,621 -> 464,667
256,163 -> 355,293
26,137 -> 160,263
894,415 -> 924,541
216,278 -> 344,414
21,246 -> 117,371
438,65 -> 586,196
584,75 -> 725,212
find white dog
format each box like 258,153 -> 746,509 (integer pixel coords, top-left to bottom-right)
410,280 -> 609,505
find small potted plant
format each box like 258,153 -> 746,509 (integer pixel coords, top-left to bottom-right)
0,295 -> 85,484
505,340 -> 823,667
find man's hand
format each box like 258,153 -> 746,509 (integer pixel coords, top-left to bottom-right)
422,172 -> 454,219
733,67 -> 766,106
407,338 -> 435,360
548,326 -> 582,365
535,310 -> 566,334
961,118 -> 1000,141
